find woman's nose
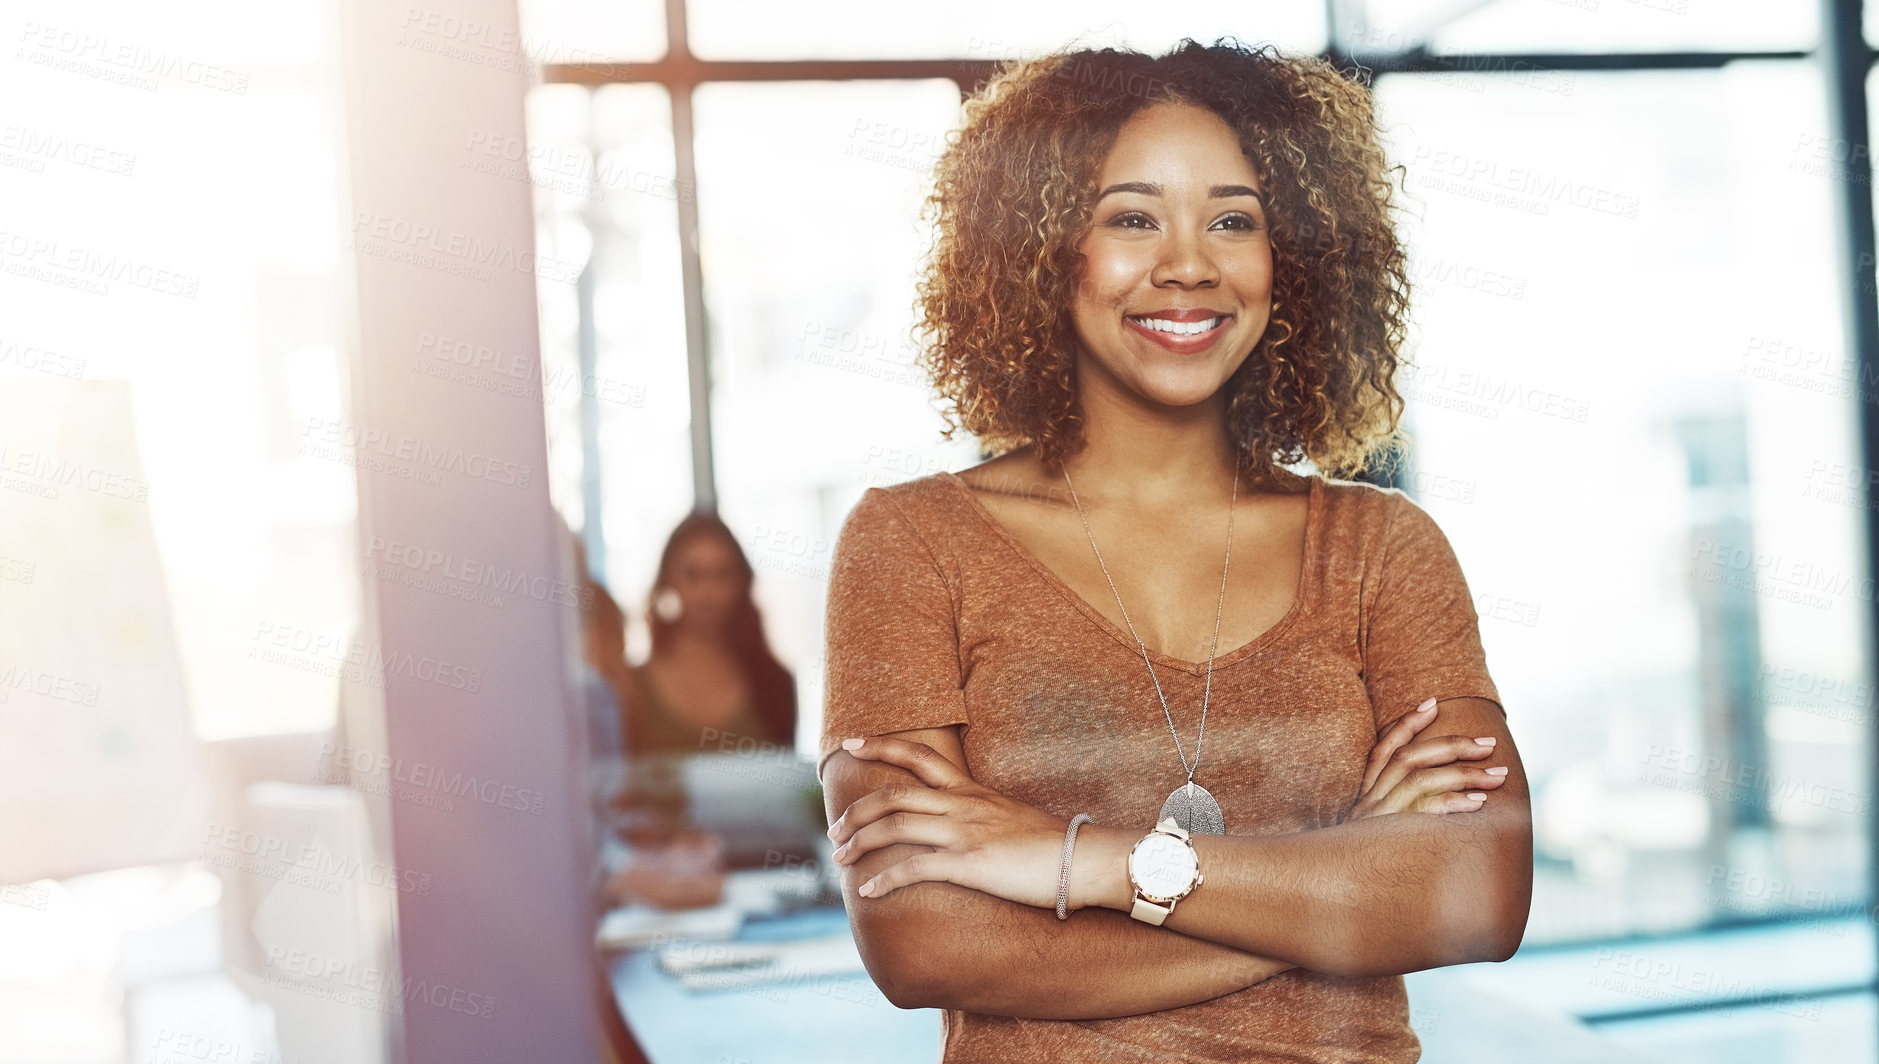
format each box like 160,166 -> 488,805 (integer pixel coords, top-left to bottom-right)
1151,228 -> 1219,287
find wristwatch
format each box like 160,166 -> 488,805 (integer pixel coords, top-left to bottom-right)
1126,816 -> 1204,925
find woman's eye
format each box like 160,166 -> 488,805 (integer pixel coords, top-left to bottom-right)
1108,211 -> 1155,230
1213,214 -> 1262,231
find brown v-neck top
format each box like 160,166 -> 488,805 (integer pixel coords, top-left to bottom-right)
817,470 -> 1503,1064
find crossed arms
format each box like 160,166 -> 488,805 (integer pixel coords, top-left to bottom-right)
819,696 -> 1531,1019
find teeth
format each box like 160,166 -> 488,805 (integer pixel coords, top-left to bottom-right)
1132,316 -> 1221,336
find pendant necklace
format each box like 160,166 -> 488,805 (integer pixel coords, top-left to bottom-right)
1061,462 -> 1236,835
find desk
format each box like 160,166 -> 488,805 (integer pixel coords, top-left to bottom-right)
607,905 -> 941,1064
607,903 -> 1646,1064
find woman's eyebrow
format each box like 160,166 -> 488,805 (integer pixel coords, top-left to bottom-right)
1096,181 -> 1265,204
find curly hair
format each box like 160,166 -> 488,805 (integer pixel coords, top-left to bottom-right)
913,38 -> 1412,484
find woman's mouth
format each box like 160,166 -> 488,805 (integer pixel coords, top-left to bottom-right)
1124,313 -> 1232,353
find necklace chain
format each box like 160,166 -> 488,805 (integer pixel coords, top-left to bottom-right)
1060,464 -> 1237,783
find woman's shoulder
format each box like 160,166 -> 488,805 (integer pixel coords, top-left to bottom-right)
1310,472 -> 1463,570
854,469 -> 959,509
1313,471 -> 1415,523
839,463 -> 984,542
1295,472 -> 1408,564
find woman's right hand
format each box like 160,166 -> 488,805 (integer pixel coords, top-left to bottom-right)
1347,697 -> 1509,820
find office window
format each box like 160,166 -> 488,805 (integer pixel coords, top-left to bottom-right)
1375,63 -> 1869,943
519,0 -> 667,63
686,0 -> 1327,61
692,79 -> 983,728
1352,0 -> 1815,56
528,82 -> 695,655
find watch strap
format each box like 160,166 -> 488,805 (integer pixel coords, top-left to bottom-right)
1130,894 -> 1174,925
1156,816 -> 1189,840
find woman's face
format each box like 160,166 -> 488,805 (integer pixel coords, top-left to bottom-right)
664,533 -> 744,631
1070,100 -> 1273,409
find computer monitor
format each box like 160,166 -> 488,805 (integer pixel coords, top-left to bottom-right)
677,750 -> 826,870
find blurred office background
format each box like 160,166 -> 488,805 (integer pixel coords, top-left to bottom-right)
4,0 -> 1879,1061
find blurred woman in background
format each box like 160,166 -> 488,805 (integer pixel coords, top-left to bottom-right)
626,512 -> 797,763
600,510 -> 798,904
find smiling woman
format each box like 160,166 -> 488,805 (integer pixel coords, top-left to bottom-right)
817,38 -> 1531,1064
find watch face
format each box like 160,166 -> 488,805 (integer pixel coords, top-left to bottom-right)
1130,833 -> 1198,899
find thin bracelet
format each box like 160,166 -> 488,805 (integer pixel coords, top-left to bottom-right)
1057,814 -> 1096,921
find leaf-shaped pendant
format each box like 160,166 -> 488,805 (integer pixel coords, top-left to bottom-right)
1158,780 -> 1226,834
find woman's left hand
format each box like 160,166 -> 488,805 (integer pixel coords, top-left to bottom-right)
827,735 -> 1069,906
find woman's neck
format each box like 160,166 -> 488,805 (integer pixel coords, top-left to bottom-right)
655,625 -> 730,659
1058,375 -> 1241,508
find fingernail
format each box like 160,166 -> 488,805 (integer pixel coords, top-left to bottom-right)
858,879 -> 875,896
1474,737 -> 1497,746
1486,766 -> 1509,776
833,842 -> 851,861
1417,698 -> 1437,713
1466,792 -> 1488,801
842,738 -> 864,750
826,820 -> 841,839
